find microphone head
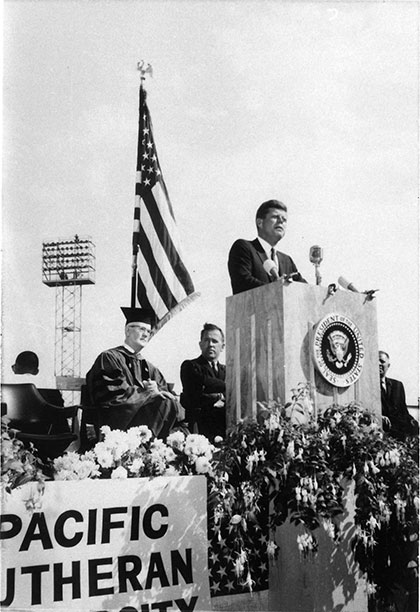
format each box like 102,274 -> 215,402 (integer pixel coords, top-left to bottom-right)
263,259 -> 276,274
338,276 -> 359,292
309,245 -> 323,265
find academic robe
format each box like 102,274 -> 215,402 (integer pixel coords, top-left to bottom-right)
86,345 -> 181,438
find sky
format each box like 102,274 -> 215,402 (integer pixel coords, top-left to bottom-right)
2,0 -> 419,404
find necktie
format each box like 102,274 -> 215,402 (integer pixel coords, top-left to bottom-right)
211,362 -> 218,375
271,248 -> 278,271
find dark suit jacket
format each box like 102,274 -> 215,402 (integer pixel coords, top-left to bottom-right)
180,355 -> 226,439
228,238 -> 306,295
381,377 -> 418,439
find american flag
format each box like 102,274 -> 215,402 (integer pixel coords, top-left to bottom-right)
208,506 -> 269,597
132,84 -> 197,329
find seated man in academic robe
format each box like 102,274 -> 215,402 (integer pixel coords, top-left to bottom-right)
86,307 -> 184,439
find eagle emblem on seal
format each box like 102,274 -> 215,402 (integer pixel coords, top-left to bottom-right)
326,330 -> 352,369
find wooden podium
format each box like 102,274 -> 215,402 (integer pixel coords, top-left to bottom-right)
225,282 -> 381,426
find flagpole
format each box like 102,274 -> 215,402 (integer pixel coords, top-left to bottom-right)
131,61 -> 153,308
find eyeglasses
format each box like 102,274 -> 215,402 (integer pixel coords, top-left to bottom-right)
127,325 -> 151,336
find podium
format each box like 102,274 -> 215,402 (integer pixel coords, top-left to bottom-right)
225,282 -> 381,426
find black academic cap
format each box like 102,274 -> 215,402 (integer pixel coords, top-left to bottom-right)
120,307 -> 157,327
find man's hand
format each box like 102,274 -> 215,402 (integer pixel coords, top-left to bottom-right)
382,415 -> 391,431
143,379 -> 160,398
159,390 -> 176,400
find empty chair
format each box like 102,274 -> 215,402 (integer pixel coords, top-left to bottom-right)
1,383 -> 79,461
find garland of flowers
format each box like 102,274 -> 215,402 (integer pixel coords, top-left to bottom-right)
1,387 -> 418,609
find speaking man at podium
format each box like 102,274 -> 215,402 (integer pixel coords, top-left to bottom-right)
227,199 -> 306,295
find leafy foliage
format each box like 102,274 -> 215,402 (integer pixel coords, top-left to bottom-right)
210,386 -> 419,607
1,418 -> 45,504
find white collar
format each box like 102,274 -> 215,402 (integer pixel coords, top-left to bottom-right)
123,343 -> 142,358
257,236 -> 277,257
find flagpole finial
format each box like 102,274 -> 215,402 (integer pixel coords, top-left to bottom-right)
137,61 -> 153,83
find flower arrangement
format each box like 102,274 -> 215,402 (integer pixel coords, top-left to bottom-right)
52,426 -> 215,481
2,389 -> 418,610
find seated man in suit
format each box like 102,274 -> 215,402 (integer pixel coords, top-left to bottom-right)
379,350 -> 418,440
86,307 -> 184,439
180,323 -> 226,441
228,199 -> 306,295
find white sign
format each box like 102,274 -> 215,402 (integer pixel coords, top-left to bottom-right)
1,476 -> 211,612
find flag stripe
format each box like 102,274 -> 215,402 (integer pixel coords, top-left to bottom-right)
139,198 -> 192,304
141,188 -> 195,295
136,253 -> 169,319
138,226 -> 178,311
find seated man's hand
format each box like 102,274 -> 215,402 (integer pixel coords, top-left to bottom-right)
159,390 -> 176,400
214,393 -> 225,408
382,415 -> 391,430
143,379 -> 160,398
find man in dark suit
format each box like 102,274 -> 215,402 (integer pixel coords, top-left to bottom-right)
180,323 -> 226,441
228,199 -> 306,295
379,350 -> 418,440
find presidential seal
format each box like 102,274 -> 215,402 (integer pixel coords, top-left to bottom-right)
312,313 -> 365,387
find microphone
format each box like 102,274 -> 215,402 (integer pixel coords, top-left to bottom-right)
263,258 -> 279,280
309,245 -> 323,265
309,245 -> 323,285
338,276 -> 379,300
338,276 -> 359,293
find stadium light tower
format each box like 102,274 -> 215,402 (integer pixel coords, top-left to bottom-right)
42,235 -> 95,404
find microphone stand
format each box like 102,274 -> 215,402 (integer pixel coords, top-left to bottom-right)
314,263 -> 322,286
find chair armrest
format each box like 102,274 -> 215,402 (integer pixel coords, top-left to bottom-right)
38,404 -> 79,421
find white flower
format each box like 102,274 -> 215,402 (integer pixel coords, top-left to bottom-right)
267,540 -> 278,559
128,457 -> 145,474
163,447 -> 177,463
322,519 -> 335,539
367,515 -> 379,531
230,514 -> 242,525
195,456 -> 211,474
166,430 -> 186,450
366,582 -> 377,596
126,426 -> 152,451
297,532 -> 316,554
111,466 -> 128,479
94,443 -> 115,469
234,557 -> 244,577
241,571 -> 254,591
286,440 -> 295,459
184,434 -> 213,460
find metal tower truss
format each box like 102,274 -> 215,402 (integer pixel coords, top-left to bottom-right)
42,235 -> 95,405
55,284 -> 82,378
